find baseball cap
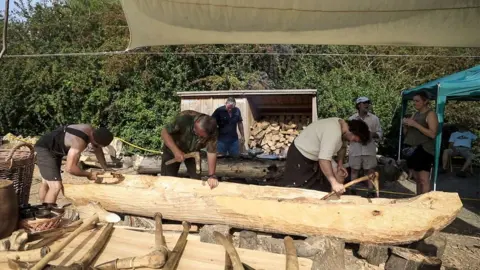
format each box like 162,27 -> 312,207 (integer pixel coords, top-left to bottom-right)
356,97 -> 371,104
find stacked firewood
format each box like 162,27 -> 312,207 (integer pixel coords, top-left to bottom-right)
249,116 -> 310,155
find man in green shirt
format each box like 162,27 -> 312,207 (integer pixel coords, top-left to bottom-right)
161,110 -> 219,189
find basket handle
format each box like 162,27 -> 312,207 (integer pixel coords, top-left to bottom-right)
5,142 -> 35,162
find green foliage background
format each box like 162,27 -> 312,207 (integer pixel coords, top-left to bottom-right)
1,0 -> 480,155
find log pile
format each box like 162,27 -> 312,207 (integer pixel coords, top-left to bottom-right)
249,116 -> 310,155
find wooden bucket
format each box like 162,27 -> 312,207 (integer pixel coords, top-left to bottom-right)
0,179 -> 19,238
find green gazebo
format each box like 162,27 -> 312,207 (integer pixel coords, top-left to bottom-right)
400,65 -> 480,190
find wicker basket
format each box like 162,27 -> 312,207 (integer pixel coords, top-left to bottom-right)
0,143 -> 36,206
19,212 -> 65,233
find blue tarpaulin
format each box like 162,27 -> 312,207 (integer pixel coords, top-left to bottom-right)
400,65 -> 480,190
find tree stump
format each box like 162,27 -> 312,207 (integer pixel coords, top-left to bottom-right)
385,247 -> 442,270
358,244 -> 389,266
311,237 -> 345,270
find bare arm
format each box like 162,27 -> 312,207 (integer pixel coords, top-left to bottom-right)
93,146 -> 108,170
207,152 -> 217,176
402,114 -> 414,135
237,121 -> 245,139
413,111 -> 438,139
373,117 -> 383,139
336,145 -> 346,167
65,145 -> 91,178
319,159 -> 338,187
161,128 -> 181,154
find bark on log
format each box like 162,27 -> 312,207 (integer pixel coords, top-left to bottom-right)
238,231 -> 258,250
63,175 -> 462,245
385,247 -> 442,270
357,244 -> 389,266
138,158 -> 285,179
310,237 -> 345,270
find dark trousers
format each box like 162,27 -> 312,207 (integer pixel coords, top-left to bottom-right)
160,149 -> 201,179
278,142 -> 330,191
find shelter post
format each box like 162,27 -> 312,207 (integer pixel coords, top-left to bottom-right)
397,97 -> 408,161
433,87 -> 446,191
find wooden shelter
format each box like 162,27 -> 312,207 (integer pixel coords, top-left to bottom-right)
176,89 -> 318,151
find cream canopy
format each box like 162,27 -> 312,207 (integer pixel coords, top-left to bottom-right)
120,0 -> 480,50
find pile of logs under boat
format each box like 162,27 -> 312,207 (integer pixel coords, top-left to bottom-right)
249,115 -> 310,155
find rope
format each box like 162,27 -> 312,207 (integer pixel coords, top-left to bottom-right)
354,187 -> 480,202
114,137 -> 162,154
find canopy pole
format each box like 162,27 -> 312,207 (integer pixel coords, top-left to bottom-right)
433,85 -> 445,191
0,0 -> 10,59
397,94 -> 407,161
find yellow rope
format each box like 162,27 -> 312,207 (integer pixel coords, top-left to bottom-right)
114,137 -> 162,154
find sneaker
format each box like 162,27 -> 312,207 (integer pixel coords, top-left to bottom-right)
456,171 -> 467,178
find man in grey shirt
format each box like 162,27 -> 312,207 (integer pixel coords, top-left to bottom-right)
278,118 -> 370,195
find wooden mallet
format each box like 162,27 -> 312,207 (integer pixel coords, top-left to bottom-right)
165,152 -> 201,174
321,172 -> 379,200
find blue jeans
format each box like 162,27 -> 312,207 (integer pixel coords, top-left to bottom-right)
217,139 -> 240,157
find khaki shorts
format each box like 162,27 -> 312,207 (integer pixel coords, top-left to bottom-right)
445,147 -> 474,160
349,155 -> 377,170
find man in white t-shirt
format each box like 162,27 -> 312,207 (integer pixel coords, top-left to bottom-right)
278,117 -> 371,195
441,125 -> 477,177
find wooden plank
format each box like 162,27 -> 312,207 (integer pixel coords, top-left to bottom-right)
42,228 -> 313,270
64,175 -> 463,245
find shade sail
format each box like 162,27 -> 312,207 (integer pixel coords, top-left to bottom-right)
120,0 -> 480,50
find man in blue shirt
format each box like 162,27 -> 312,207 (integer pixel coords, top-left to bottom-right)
212,97 -> 245,157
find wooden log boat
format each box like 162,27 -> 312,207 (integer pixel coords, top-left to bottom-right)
63,174 -> 463,245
